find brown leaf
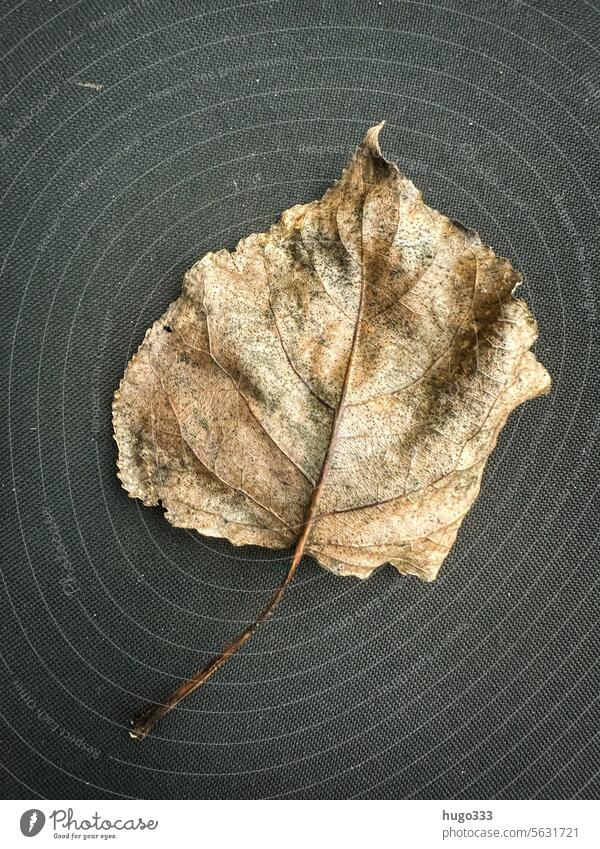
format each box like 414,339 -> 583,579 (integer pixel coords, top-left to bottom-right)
113,123 -> 550,737
114,122 -> 550,580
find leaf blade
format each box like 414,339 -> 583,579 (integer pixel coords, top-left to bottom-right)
114,122 -> 551,579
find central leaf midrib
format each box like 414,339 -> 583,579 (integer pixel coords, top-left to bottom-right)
288,178 -> 371,566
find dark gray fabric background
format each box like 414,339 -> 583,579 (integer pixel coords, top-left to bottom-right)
1,0 -> 599,801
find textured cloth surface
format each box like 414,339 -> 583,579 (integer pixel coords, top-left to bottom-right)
1,0 -> 599,800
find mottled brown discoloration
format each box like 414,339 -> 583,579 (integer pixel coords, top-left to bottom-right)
114,123 -> 550,582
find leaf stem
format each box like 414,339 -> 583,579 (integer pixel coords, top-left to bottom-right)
129,539 -> 307,741
129,126 -> 379,742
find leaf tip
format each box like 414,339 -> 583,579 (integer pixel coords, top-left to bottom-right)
362,121 -> 386,155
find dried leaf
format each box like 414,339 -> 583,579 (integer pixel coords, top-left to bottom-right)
114,123 -> 549,579
113,123 -> 550,737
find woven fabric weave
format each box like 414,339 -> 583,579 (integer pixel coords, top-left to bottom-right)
1,0 -> 598,800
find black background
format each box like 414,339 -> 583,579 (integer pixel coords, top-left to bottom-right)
1,0 -> 599,800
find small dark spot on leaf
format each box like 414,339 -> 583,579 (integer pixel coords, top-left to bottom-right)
163,325 -> 172,332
